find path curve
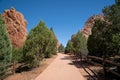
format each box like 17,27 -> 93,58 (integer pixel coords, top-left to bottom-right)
35,53 -> 84,80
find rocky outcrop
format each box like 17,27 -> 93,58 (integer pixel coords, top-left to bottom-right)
1,7 -> 27,48
81,14 -> 104,38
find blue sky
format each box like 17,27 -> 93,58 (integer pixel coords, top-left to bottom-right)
0,0 -> 115,46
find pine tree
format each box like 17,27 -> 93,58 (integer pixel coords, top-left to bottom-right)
72,31 -> 88,58
0,15 -> 12,72
58,44 -> 64,52
87,1 -> 120,57
103,1 -> 120,56
50,27 -> 57,55
66,31 -> 88,58
87,20 -> 109,57
23,21 -> 57,67
65,40 -> 73,53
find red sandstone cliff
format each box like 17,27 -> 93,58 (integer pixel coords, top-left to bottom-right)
81,14 -> 104,38
2,7 -> 27,48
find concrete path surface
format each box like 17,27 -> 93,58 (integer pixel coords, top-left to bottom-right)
35,53 -> 84,80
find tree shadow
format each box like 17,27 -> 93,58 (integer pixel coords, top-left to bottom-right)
60,55 -> 72,60
68,62 -> 74,65
68,56 -> 103,80
15,64 -> 32,73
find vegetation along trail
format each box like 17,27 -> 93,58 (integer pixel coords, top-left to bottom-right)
35,53 -> 84,80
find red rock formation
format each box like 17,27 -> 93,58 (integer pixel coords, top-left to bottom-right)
81,14 -> 104,38
1,7 -> 27,48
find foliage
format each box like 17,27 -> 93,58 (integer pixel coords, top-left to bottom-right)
87,1 -> 120,57
50,27 -> 57,55
23,21 -> 57,68
58,44 -> 64,52
65,31 -> 88,58
103,1 -> 120,56
12,47 -> 23,62
65,40 -> 74,53
0,15 -> 12,73
87,20 -> 109,57
72,32 -> 88,58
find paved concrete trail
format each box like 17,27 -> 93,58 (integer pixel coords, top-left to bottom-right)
35,53 -> 84,80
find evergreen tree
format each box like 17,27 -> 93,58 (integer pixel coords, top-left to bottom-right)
72,31 -> 88,58
87,20 -> 109,57
23,21 -> 57,67
103,1 -> 120,56
44,29 -> 57,57
58,44 -> 64,52
66,31 -> 88,58
87,1 -> 120,57
0,15 -> 12,72
65,40 -> 73,53
12,47 -> 23,62
50,27 -> 57,55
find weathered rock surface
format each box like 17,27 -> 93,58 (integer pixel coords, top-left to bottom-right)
81,14 -> 104,38
2,7 -> 27,48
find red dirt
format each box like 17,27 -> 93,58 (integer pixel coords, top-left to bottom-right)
5,55 -> 57,80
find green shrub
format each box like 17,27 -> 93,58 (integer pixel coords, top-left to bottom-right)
65,40 -> 74,53
65,31 -> 88,58
12,47 -> 23,62
87,1 -> 120,58
0,15 -> 12,73
23,21 -> 57,68
58,44 -> 64,52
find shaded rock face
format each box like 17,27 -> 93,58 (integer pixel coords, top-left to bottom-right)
81,14 -> 104,38
2,7 -> 27,48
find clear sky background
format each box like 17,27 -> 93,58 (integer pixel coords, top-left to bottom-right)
0,0 -> 115,46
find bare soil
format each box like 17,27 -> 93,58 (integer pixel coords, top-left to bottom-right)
35,53 -> 84,80
70,55 -> 103,80
4,55 -> 57,80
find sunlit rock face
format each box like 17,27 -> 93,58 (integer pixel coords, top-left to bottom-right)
2,7 -> 27,48
81,14 -> 104,38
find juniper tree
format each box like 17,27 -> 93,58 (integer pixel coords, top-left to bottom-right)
87,1 -> 120,57
23,21 -> 57,67
0,15 -> 12,72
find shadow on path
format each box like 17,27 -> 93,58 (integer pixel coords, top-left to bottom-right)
61,55 -> 103,80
